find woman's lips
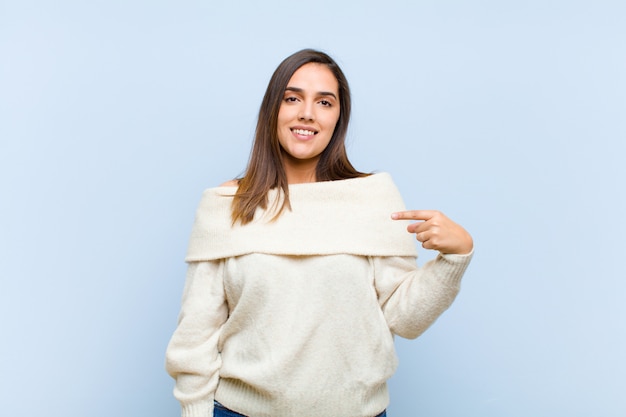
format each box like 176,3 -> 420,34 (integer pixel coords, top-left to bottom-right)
291,128 -> 317,140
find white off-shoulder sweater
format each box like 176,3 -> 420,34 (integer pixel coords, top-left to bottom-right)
165,173 -> 472,417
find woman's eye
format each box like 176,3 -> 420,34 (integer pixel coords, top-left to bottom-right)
319,100 -> 331,106
285,96 -> 298,102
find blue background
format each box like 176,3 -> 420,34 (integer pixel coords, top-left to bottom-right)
1,1 -> 625,416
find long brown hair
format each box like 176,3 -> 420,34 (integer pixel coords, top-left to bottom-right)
231,49 -> 368,225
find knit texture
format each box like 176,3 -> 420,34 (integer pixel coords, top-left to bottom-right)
166,173 -> 473,417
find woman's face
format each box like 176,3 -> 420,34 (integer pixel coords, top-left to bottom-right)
276,63 -> 340,174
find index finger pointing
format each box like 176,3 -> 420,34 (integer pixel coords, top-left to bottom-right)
391,210 -> 436,221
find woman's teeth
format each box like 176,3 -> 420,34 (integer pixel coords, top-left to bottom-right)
292,129 -> 315,136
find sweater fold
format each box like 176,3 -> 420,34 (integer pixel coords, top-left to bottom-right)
186,173 -> 418,261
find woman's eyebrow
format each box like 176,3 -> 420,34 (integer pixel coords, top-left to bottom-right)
285,86 -> 337,99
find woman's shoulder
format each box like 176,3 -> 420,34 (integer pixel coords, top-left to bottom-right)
197,179 -> 239,199
219,179 -> 240,187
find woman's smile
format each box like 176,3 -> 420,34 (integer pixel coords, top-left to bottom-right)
290,127 -> 318,139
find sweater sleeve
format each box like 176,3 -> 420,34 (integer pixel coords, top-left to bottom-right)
373,251 -> 473,339
165,260 -> 228,417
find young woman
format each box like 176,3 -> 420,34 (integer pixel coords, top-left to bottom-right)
166,49 -> 473,417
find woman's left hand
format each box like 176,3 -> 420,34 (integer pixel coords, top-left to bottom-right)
391,210 -> 473,255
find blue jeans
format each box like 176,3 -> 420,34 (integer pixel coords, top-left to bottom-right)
214,400 -> 387,417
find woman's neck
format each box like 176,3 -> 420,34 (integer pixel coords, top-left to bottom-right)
282,154 -> 319,184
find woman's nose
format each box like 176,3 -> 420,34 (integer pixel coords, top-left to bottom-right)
298,102 -> 315,121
